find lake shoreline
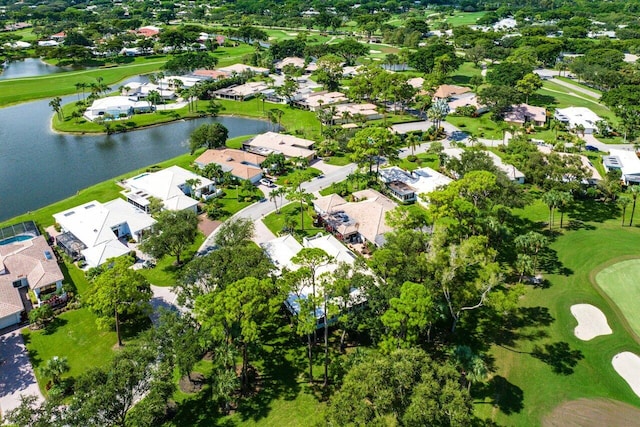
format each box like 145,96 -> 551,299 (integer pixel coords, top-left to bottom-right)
50,111 -> 274,136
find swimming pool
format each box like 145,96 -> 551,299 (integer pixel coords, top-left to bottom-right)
0,234 -> 35,246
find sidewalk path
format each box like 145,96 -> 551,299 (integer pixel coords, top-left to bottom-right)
549,78 -> 601,100
0,328 -> 43,415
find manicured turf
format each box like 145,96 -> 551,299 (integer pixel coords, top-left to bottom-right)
22,308 -> 117,391
475,208 -> 640,425
595,260 -> 640,338
441,11 -> 487,26
0,45 -> 256,107
0,57 -> 168,106
262,202 -> 323,240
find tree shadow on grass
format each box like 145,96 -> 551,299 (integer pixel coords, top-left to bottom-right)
532,341 -> 584,375
569,199 -> 620,224
234,327 -> 303,423
42,316 -> 68,335
473,375 -> 524,415
464,305 -> 554,355
538,246 -> 573,276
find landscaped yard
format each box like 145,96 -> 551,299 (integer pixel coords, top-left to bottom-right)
262,202 -> 323,240
23,308 -> 117,391
165,323 -> 328,427
392,152 -> 439,171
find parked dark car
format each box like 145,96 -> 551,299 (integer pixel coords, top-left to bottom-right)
585,145 -> 598,152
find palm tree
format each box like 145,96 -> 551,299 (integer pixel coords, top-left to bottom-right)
618,196 -> 631,226
556,191 -> 573,229
40,356 -> 70,387
147,90 -> 161,110
270,186 -> 286,213
49,96 -> 63,120
203,163 -> 224,182
185,178 -> 202,198
542,190 -> 561,230
427,98 -> 449,130
406,133 -> 419,155
629,186 -> 640,227
75,82 -> 87,100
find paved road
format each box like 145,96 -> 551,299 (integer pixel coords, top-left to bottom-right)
549,78 -> 601,99
0,328 -> 43,415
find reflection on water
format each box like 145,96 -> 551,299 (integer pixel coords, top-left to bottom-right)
0,88 -> 271,221
0,58 -> 78,80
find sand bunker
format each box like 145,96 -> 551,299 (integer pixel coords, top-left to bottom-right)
369,49 -> 382,53
613,352 -> 640,398
570,304 -> 612,341
287,32 -> 298,36
543,398 -> 640,426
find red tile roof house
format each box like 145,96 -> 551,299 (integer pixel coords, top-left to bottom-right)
0,236 -> 65,329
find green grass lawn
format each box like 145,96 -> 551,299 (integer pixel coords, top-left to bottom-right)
165,322 -> 327,427
217,101 -> 321,141
22,308 -> 117,392
441,11 -> 487,26
138,233 -> 205,287
392,152 -> 439,171
262,202 -> 323,240
446,114 -> 505,139
595,259 -> 640,338
449,61 -> 483,86
323,153 -> 352,166
555,76 -> 603,96
274,167 -> 322,186
0,56 -> 168,107
475,205 -> 640,425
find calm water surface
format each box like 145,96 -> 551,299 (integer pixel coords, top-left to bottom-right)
0,79 -> 271,221
0,58 -> 73,80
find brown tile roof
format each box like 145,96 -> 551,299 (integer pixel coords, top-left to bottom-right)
193,69 -> 230,79
195,148 -> 265,181
0,236 -> 64,291
433,84 -> 471,99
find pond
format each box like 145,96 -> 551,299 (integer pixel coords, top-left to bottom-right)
0,58 -> 78,80
0,84 -> 272,221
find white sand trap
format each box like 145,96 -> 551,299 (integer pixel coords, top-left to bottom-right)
613,352 -> 640,398
369,49 -> 382,54
571,304 -> 612,341
287,32 -> 298,36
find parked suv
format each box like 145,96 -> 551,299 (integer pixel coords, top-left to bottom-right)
260,178 -> 275,187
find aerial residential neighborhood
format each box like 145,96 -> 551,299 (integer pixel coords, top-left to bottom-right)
2,0 -> 640,425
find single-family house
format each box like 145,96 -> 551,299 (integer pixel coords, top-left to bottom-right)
538,146 -> 602,184
244,132 -> 316,161
192,69 -> 230,80
448,92 -> 488,115
212,81 -> 269,101
333,103 -> 381,123
504,104 -> 547,127
0,235 -> 65,328
194,148 -> 266,183
50,31 -> 66,41
444,148 -> 526,184
313,189 -> 397,247
121,165 -> 219,213
433,84 -> 470,99
53,199 -> 156,267
136,26 -> 161,38
603,149 -> 640,185
274,57 -> 306,73
217,63 -> 270,76
292,91 -> 348,111
378,166 -> 452,205
260,233 -> 363,320
84,96 -> 154,121
554,107 -> 602,134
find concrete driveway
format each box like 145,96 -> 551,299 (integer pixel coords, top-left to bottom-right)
0,328 -> 43,415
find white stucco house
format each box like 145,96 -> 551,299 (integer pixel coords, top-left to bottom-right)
121,165 -> 219,213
